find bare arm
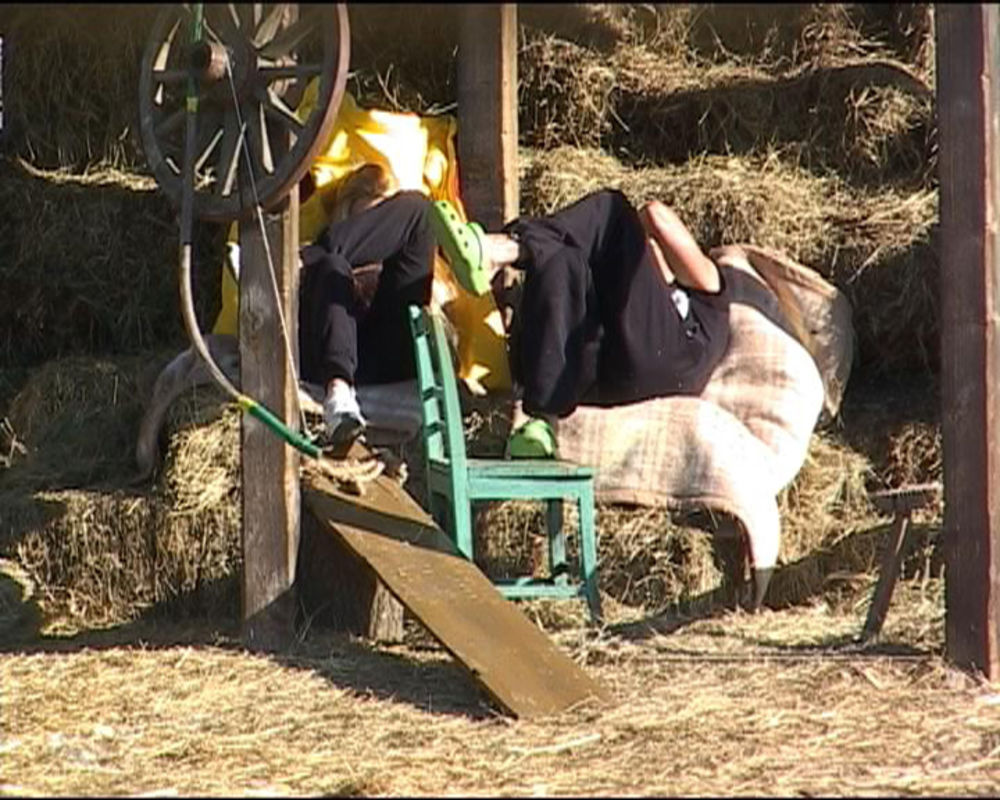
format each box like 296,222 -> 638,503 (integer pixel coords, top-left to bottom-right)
640,200 -> 721,294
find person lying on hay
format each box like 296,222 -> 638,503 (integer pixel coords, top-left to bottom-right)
431,189 -> 731,460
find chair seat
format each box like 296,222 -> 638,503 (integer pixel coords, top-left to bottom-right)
429,459 -> 595,500
442,457 -> 594,479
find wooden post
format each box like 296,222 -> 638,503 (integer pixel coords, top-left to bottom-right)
937,4 -> 1000,679
457,3 -> 519,230
238,192 -> 301,652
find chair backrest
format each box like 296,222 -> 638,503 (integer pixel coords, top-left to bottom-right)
408,305 -> 469,474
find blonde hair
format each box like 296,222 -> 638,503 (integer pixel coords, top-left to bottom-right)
321,163 -> 400,224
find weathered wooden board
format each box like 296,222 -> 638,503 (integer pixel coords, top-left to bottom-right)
302,455 -> 610,719
457,3 -> 519,230
937,5 -> 1000,679
240,191 -> 301,652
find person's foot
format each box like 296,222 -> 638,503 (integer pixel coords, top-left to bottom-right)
322,379 -> 367,448
484,233 -> 521,267
507,417 -> 557,459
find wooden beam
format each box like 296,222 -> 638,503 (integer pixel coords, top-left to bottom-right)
937,4 -> 1000,679
238,191 -> 301,652
457,3 -> 519,230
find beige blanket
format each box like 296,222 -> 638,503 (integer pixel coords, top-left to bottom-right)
552,246 -> 853,570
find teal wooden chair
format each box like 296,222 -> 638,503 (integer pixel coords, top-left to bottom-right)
407,305 -> 602,622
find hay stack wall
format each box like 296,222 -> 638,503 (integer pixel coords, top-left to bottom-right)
0,4 -> 941,631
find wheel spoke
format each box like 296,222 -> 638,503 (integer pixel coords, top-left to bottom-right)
153,68 -> 189,85
152,17 -> 182,72
258,103 -> 275,174
259,16 -> 313,59
226,3 -> 241,30
237,3 -> 254,32
206,3 -> 241,47
258,62 -> 322,82
261,86 -> 304,133
217,118 -> 246,197
195,121 -> 226,174
253,3 -> 288,48
245,102 -> 274,178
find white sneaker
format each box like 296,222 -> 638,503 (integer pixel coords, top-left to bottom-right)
322,381 -> 367,446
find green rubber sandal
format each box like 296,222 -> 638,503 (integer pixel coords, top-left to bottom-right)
508,418 -> 557,459
430,199 -> 492,296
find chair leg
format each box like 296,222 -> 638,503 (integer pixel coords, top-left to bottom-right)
452,498 -> 475,561
546,499 -> 568,585
578,484 -> 602,624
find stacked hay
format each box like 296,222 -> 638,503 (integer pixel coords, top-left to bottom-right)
0,158 -> 226,370
0,3 -> 944,628
0,357 -> 241,630
0,5 -> 159,171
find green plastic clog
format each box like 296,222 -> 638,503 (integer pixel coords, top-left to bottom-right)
430,199 -> 492,296
508,417 -> 557,459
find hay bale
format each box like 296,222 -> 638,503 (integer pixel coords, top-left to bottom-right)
469,428 -> 876,615
0,351 -> 909,626
518,30 -> 618,151
518,4 -> 676,53
342,4 -> 459,114
2,486 -> 239,631
3,355 -> 150,490
0,158 -> 225,368
0,355 -> 241,629
608,56 -> 933,188
0,4 -> 159,171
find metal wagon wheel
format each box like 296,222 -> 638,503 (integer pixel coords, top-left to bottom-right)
139,3 -> 350,222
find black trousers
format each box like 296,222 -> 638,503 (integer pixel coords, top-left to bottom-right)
298,190 -> 435,388
505,189 -> 731,418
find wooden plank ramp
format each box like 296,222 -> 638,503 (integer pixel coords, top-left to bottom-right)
302,451 -> 610,719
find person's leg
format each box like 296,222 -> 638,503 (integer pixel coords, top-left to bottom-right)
354,193 -> 436,385
505,189 -> 648,302
507,189 -> 729,407
305,188 -> 434,270
503,190 -> 646,419
298,250 -> 358,389
297,248 -> 368,445
299,190 -> 434,442
511,243 -> 601,420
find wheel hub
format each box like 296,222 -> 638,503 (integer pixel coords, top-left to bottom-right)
139,4 -> 350,222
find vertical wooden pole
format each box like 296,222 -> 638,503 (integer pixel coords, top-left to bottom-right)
239,190 -> 301,652
937,4 -> 1000,679
457,3 -> 519,230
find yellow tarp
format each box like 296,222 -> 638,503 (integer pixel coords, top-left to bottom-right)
212,88 -> 511,392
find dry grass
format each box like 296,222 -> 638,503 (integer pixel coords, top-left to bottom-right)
5,581 -> 1000,797
0,351 -> 929,633
0,2 -> 946,632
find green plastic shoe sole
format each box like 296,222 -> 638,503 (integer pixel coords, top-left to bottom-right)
430,200 -> 492,296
